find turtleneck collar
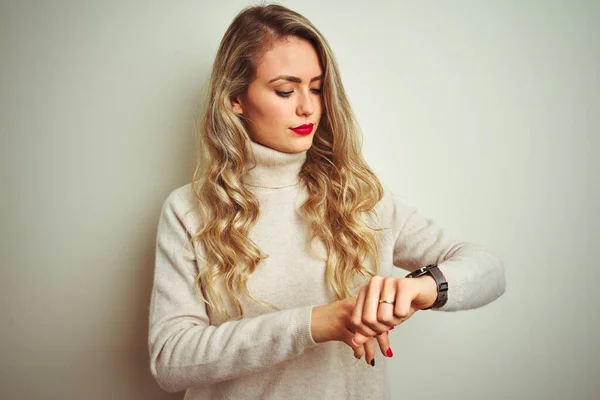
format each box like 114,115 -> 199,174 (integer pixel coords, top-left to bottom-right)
243,140 -> 308,189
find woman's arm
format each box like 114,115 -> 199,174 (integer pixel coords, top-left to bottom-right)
388,192 -> 506,312
148,190 -> 318,393
349,189 -> 506,344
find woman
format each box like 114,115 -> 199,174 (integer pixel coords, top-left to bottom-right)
148,4 -> 505,399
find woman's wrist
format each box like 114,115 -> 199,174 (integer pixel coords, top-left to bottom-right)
414,275 -> 439,310
310,304 -> 328,343
310,299 -> 354,343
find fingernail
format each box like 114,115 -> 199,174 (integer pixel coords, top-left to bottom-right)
370,359 -> 375,367
351,338 -> 359,347
385,331 -> 388,336
386,348 -> 394,357
389,326 -> 395,331
376,332 -> 382,336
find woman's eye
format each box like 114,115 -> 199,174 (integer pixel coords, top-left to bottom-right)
275,88 -> 323,98
275,90 -> 293,98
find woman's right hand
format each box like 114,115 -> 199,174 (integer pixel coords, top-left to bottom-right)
311,297 -> 392,365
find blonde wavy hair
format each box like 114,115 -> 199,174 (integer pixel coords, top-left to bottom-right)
190,4 -> 384,322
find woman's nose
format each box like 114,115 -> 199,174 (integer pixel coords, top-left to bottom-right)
296,90 -> 315,116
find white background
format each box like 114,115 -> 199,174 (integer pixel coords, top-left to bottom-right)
1,1 -> 598,399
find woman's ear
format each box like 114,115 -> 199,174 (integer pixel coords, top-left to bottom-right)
231,96 -> 244,115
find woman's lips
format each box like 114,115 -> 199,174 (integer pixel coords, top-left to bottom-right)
290,123 -> 314,135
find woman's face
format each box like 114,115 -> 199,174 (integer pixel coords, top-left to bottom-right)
232,36 -> 324,154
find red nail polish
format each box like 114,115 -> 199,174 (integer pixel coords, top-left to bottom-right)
386,348 -> 394,357
389,326 -> 395,331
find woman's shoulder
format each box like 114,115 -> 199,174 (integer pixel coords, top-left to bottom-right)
159,182 -> 201,232
371,181 -> 420,233
374,182 -> 406,216
164,182 -> 195,206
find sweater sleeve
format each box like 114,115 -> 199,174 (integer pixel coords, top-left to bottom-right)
386,190 -> 506,311
148,189 -> 317,393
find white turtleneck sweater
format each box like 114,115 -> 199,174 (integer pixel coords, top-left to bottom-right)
148,140 -> 506,399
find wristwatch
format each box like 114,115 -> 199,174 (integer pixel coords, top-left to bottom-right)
405,264 -> 448,309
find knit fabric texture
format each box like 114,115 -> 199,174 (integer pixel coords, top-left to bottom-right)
148,140 -> 506,399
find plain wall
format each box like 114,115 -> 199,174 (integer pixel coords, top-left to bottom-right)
1,0 -> 598,399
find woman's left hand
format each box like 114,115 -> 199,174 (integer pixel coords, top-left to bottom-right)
350,275 -> 439,346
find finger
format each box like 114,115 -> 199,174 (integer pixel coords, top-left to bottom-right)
375,330 -> 392,357
351,287 -> 378,339
352,330 -> 370,346
394,279 -> 415,321
363,337 -> 376,366
340,328 -> 365,359
350,286 -> 366,330
354,343 -> 365,360
363,277 -> 393,333
377,278 -> 403,327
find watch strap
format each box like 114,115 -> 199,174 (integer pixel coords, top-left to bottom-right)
405,264 -> 448,309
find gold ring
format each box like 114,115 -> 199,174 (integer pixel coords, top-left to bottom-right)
378,299 -> 395,305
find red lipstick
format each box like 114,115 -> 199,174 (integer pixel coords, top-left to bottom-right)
290,123 -> 314,135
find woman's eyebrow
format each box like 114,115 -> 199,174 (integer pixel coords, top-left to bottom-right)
268,74 -> 323,83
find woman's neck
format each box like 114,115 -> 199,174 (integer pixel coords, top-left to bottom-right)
243,140 -> 308,189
